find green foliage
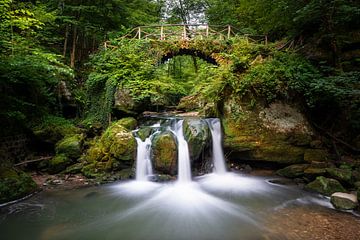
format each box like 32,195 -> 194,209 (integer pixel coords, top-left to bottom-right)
32,115 -> 80,144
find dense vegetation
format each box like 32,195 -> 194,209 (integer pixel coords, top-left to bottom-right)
0,0 -> 359,203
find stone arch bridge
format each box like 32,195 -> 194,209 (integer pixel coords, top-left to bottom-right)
103,24 -> 268,65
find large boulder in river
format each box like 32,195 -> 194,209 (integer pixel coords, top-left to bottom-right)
330,192 -> 358,210
305,176 -> 346,196
326,167 -> 353,185
223,99 -> 315,165
82,119 -> 137,179
152,131 -> 177,175
183,118 -> 210,161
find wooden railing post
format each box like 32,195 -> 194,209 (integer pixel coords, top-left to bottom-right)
206,25 -> 209,37
183,25 -> 187,40
160,25 -> 164,40
138,27 -> 141,40
227,25 -> 231,39
265,35 -> 268,45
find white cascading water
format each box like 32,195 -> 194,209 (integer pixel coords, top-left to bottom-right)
173,120 -> 192,183
207,118 -> 227,174
135,136 -> 153,181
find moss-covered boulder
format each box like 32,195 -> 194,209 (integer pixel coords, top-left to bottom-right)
276,164 -> 310,178
48,154 -> 72,174
81,120 -> 137,180
116,117 -> 137,130
305,176 -> 346,196
0,168 -> 38,204
152,131 -> 177,175
326,167 -> 353,185
330,192 -> 358,210
183,118 -> 210,161
55,134 -> 83,159
101,121 -> 136,161
304,149 -> 329,163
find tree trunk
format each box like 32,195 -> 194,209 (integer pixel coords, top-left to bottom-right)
63,24 -> 69,58
70,25 -> 77,68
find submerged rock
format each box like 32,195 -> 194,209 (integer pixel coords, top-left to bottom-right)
183,118 -> 210,161
152,131 -> 177,175
331,192 -> 358,210
305,176 -> 346,196
0,167 -> 38,204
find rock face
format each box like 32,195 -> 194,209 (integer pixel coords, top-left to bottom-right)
330,192 -> 358,210
114,87 -> 136,114
222,98 -> 330,165
305,176 -> 346,196
183,118 -> 210,161
152,131 -> 177,175
326,167 -> 353,185
116,117 -> 137,130
0,167 -> 38,204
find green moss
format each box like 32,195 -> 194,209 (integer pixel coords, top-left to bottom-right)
55,134 -> 83,159
305,176 -> 346,196
48,154 -> 72,174
152,131 -> 177,174
326,168 -> 353,184
116,117 -> 137,130
0,168 -> 38,204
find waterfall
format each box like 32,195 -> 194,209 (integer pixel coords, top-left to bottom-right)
173,120 -> 192,183
135,136 -> 153,181
207,118 -> 227,174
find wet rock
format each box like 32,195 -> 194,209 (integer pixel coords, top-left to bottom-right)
0,167 -> 38,204
304,149 -> 329,163
310,140 -> 323,149
331,192 -> 358,210
152,131 -> 177,175
326,167 -> 353,185
137,127 -> 152,141
55,134 -> 83,159
305,176 -> 346,196
276,164 -> 310,178
183,118 -> 210,161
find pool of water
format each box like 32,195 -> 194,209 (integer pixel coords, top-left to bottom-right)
0,173 -> 334,240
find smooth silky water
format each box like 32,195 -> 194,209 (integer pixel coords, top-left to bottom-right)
0,118 -> 333,240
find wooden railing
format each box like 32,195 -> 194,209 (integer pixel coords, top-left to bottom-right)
104,24 -> 268,48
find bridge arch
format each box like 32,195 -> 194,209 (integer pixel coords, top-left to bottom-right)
160,48 -> 218,65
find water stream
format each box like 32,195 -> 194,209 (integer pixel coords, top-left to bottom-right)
207,118 -> 227,174
0,117 -> 346,240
